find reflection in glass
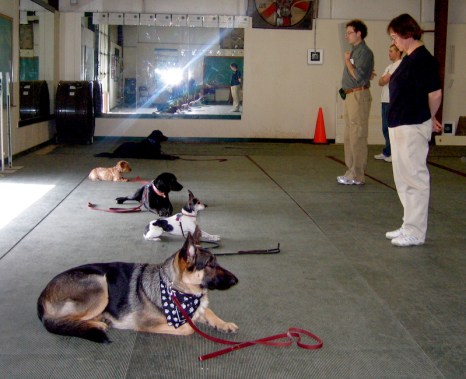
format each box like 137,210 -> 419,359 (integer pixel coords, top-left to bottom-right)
84,19 -> 244,117
19,1 -> 55,122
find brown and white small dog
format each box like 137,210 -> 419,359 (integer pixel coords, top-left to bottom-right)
88,161 -> 132,182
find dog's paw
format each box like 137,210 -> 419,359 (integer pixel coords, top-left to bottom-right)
217,321 -> 238,334
144,235 -> 161,241
206,235 -> 221,242
202,233 -> 221,242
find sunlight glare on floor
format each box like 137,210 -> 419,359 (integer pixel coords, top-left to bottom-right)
0,183 -> 55,229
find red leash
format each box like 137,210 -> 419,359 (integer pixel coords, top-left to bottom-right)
87,202 -> 143,213
87,178 -> 154,214
129,176 -> 149,183
171,295 -> 323,361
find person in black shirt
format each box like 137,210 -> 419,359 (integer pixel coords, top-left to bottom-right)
230,63 -> 242,112
385,14 -> 442,247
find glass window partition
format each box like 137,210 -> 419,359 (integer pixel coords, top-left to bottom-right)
83,17 -> 244,119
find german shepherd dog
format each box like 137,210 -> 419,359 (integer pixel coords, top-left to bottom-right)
115,172 -> 183,216
143,190 -> 220,242
37,229 -> 238,343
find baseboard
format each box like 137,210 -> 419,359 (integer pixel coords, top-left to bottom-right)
94,136 -> 336,144
9,138 -> 56,161
435,135 -> 466,146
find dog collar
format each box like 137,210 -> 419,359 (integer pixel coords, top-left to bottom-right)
160,280 -> 203,329
181,209 -> 196,217
151,183 -> 166,198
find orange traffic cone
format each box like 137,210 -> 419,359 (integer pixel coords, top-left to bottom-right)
313,107 -> 328,144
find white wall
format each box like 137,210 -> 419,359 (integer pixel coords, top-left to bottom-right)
57,0 -> 466,143
60,0 -> 249,15
1,0 -> 55,158
94,18 -> 450,144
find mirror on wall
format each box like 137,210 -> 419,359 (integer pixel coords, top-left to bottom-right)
82,15 -> 244,119
18,0 -> 55,124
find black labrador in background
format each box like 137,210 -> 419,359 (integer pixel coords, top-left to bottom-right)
115,172 -> 183,216
95,130 -> 179,160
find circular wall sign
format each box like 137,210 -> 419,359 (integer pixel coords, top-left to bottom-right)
255,0 -> 312,27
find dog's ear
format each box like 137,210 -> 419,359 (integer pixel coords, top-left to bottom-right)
179,232 -> 196,264
188,190 -> 194,203
153,177 -> 168,195
193,225 -> 202,245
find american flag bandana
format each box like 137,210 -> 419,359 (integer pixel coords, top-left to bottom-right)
160,280 -> 203,328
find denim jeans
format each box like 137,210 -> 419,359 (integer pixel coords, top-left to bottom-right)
381,102 -> 391,157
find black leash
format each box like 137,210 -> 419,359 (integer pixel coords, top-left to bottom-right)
213,243 -> 280,256
179,157 -> 228,162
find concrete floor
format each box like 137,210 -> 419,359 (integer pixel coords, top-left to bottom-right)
0,139 -> 464,378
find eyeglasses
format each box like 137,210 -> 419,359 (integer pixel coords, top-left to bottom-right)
345,31 -> 356,36
390,34 -> 400,41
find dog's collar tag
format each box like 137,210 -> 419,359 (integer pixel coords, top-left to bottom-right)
160,280 -> 202,328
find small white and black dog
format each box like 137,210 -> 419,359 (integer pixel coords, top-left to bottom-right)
144,190 -> 220,242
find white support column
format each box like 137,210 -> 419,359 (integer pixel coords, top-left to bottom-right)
58,12 -> 83,80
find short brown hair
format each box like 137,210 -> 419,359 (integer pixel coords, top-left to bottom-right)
346,19 -> 368,39
389,44 -> 399,51
387,13 -> 424,40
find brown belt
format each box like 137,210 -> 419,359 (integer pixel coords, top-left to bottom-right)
345,85 -> 369,94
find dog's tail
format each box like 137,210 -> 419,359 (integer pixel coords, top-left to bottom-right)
158,154 -> 180,160
37,297 -> 110,343
94,152 -> 115,158
41,317 -> 110,343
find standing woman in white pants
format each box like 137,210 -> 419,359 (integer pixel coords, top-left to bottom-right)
386,13 -> 443,247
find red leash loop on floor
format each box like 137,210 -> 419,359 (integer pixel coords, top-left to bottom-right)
87,202 -> 142,213
129,176 -> 149,183
171,295 -> 323,361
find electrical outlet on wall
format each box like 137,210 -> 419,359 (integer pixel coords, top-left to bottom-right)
308,49 -> 323,65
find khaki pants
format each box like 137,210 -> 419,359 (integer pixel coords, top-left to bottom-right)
389,120 -> 432,241
231,85 -> 241,110
343,89 -> 372,182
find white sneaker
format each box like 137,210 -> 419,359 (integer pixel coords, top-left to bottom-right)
386,228 -> 404,240
374,153 -> 387,160
391,235 -> 424,247
337,176 -> 364,185
384,156 -> 392,163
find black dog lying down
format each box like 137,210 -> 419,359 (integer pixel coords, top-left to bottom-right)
115,172 -> 183,216
95,130 -> 179,160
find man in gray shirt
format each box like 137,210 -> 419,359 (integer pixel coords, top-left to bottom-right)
338,19 -> 374,185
